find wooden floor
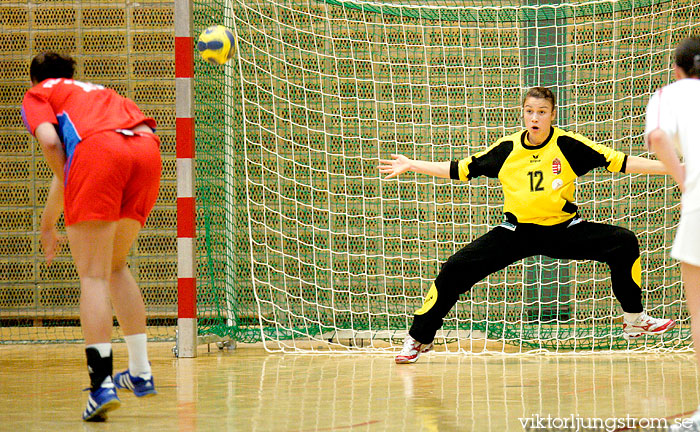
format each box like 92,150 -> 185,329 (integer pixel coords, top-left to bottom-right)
0,342 -> 698,431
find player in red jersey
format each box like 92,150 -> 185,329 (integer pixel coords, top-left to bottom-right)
22,52 -> 161,421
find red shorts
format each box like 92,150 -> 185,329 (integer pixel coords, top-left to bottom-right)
63,130 -> 162,226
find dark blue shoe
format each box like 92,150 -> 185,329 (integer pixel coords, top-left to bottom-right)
82,386 -> 120,422
114,370 -> 157,397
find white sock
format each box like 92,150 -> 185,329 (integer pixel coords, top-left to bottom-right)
86,342 -> 112,358
124,333 -> 151,378
624,312 -> 642,323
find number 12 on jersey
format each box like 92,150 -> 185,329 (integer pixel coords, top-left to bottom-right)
528,170 -> 544,191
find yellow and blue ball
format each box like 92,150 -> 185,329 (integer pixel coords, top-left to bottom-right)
197,25 -> 235,65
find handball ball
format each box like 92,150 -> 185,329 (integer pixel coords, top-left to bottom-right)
197,25 -> 235,65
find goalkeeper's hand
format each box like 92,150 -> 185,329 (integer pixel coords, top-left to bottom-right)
378,154 -> 412,179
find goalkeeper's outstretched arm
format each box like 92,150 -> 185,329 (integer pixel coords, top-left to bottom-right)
378,154 -> 452,179
624,155 -> 671,175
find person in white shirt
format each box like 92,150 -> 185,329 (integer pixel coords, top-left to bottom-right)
645,36 -> 700,432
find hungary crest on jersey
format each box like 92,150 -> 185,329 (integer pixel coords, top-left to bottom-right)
552,158 -> 562,175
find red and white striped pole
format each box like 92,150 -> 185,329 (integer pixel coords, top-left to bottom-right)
175,0 -> 197,358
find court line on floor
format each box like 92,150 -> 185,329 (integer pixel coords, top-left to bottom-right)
298,420 -> 381,431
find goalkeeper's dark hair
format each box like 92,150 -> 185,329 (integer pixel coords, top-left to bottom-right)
675,37 -> 700,78
523,87 -> 556,110
30,52 -> 76,84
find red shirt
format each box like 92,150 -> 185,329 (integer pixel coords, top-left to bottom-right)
21,78 -> 156,160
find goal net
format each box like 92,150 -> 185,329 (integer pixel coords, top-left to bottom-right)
193,0 -> 698,352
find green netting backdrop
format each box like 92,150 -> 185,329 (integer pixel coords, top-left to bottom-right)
194,0 -> 697,351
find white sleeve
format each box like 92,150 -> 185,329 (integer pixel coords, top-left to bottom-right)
644,88 -> 677,143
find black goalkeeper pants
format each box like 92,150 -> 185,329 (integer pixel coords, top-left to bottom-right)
409,218 -> 644,344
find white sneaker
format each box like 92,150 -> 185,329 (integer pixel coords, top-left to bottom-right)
669,410 -> 700,432
395,335 -> 434,364
623,312 -> 676,340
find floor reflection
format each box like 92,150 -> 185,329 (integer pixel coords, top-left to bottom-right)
0,343 -> 697,431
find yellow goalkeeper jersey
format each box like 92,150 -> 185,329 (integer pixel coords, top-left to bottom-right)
450,127 -> 628,226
